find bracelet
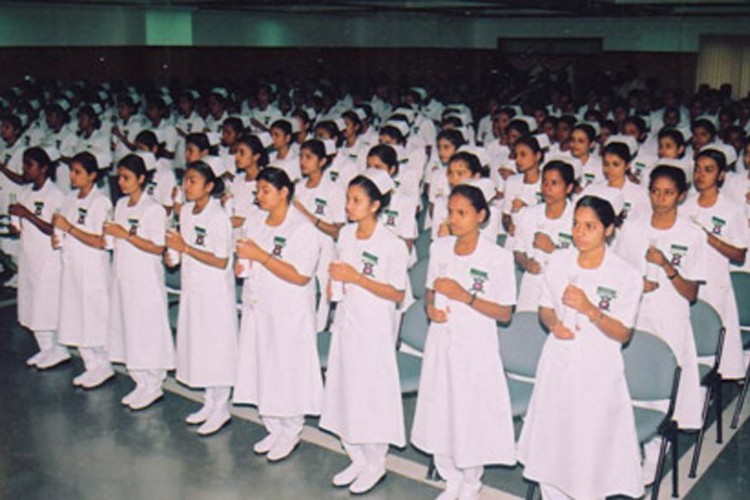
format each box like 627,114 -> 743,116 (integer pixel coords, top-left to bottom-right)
667,270 -> 679,280
183,244 -> 190,256
467,293 -> 477,307
315,218 -> 321,228
592,310 -> 605,325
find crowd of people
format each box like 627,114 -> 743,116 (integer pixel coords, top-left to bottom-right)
1,71 -> 749,499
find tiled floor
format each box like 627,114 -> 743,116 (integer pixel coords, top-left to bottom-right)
1,300 -> 748,500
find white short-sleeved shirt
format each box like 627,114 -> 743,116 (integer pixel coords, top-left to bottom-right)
112,116 -> 145,162
502,173 -> 543,215
148,119 -> 178,155
74,128 -> 113,169
112,195 -> 166,275
581,180 -> 650,224
268,151 -> 301,182
381,187 -> 419,241
579,155 -> 604,188
174,112 -> 206,135
145,161 -> 177,209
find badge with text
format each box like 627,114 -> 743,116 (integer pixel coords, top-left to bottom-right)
33,201 -> 44,216
128,218 -> 140,236
469,268 -> 489,294
194,226 -> 207,246
669,243 -> 688,267
272,236 -> 287,257
596,286 -> 617,312
361,251 -> 379,277
77,207 -> 88,225
710,216 -> 726,236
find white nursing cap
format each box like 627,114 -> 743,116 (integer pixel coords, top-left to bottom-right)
211,87 -> 229,99
460,178 -> 496,205
391,107 -> 416,123
187,89 -> 200,100
56,99 -> 71,111
352,108 -> 368,121
43,146 -> 61,163
135,150 -> 157,172
583,183 -> 625,215
605,134 -> 639,157
204,155 -> 226,177
457,145 -> 490,169
512,115 -> 537,133
90,102 -> 102,115
254,132 -> 273,149
700,142 -> 738,166
333,117 -> 347,133
162,94 -> 173,107
544,154 -> 582,180
533,133 -> 551,151
206,132 -> 222,147
321,138 -> 337,156
362,167 -> 395,195
577,120 -> 601,137
383,120 -> 410,138
694,114 -> 718,127
653,157 -> 691,176
410,87 -> 428,101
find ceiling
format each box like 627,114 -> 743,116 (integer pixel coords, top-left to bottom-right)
3,0 -> 750,17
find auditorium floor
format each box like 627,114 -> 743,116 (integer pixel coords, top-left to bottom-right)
1,298 -> 748,500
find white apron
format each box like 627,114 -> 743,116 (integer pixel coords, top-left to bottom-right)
320,222 -> 409,446
233,207 -> 323,416
57,188 -> 112,347
17,180 -> 64,330
411,236 -> 517,468
518,249 -> 644,499
108,195 -> 175,370
175,198 -> 238,387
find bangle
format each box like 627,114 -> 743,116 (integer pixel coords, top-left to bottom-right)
668,270 -> 679,280
467,293 -> 477,306
592,310 -> 605,325
315,218 -> 321,228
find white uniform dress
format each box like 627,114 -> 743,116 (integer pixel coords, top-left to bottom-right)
295,176 -> 347,330
513,201 -> 575,311
680,192 -> 750,379
518,249 -> 644,499
108,195 -> 175,370
17,179 -> 65,331
233,207 -> 323,416
579,155 -> 604,188
268,150 -> 301,182
145,160 -> 177,210
320,222 -> 409,446
176,198 -> 238,387
57,188 -> 112,348
615,215 -> 708,429
411,236 -> 517,468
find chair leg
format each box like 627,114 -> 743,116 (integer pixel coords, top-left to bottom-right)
716,379 -> 723,444
689,384 -> 713,478
425,456 -> 440,481
672,431 -> 679,498
651,434 -> 669,500
731,363 -> 750,429
525,481 -> 536,500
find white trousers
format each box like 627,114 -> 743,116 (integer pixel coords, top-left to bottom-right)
262,415 -> 305,440
343,441 -> 388,469
434,454 -> 483,498
33,330 -> 67,356
79,346 -> 111,371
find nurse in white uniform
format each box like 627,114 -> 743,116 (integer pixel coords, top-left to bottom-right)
680,146 -> 748,380
412,179 -> 516,500
105,154 -> 175,410
570,123 -> 603,188
268,119 -> 301,181
615,165 -> 707,433
226,134 -> 267,232
514,159 -> 576,311
518,195 -> 644,500
293,139 -> 347,330
52,152 -> 114,388
320,169 -> 409,495
502,134 -> 545,238
431,151 -> 488,241
233,167 -> 323,462
165,160 -> 238,436
10,147 -> 68,368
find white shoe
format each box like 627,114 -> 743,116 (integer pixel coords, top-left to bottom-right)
348,465 -> 386,494
436,487 -> 460,500
266,435 -> 300,462
26,351 -> 45,367
253,433 -> 278,454
121,386 -> 142,406
197,407 -> 231,436
129,388 -> 164,411
185,404 -> 213,425
72,370 -> 91,387
332,461 -> 366,487
81,366 -> 115,389
36,349 -> 71,370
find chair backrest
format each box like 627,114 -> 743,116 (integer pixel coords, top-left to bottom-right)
400,297 -> 429,352
622,330 -> 678,401
409,258 -> 428,300
731,271 -> 750,328
497,311 -> 548,378
690,299 -> 725,358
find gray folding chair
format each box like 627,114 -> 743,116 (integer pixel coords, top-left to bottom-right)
623,330 -> 681,500
730,271 -> 750,429
688,300 -> 726,478
497,311 -> 548,419
396,297 -> 429,395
